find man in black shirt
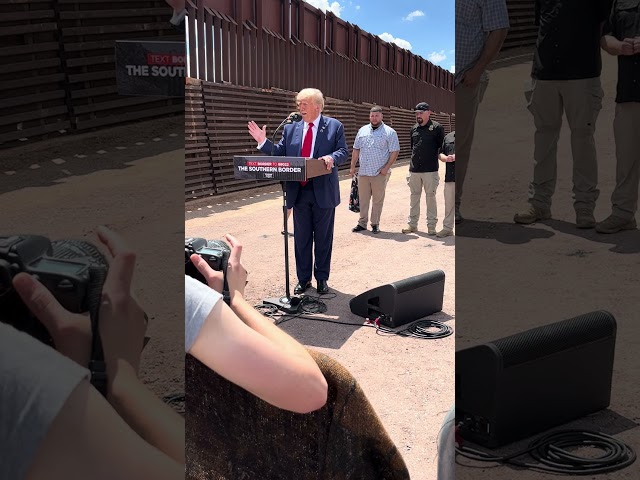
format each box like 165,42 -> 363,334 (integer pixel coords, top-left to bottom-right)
514,0 -> 611,228
401,103 -> 446,235
595,0 -> 640,233
437,131 -> 456,238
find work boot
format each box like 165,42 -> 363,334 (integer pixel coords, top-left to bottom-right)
402,224 -> 417,233
436,229 -> 453,238
575,209 -> 596,229
513,205 -> 551,224
595,215 -> 637,234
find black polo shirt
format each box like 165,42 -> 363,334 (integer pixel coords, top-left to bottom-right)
410,120 -> 445,173
604,0 -> 640,103
442,131 -> 455,183
532,0 -> 612,80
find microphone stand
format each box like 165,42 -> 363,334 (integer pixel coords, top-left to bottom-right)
263,114 -> 303,314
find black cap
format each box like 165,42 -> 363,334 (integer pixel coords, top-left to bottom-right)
414,102 -> 430,112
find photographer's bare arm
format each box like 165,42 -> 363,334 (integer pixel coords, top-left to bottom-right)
11,227 -> 184,478
187,234 -> 328,414
25,378 -> 182,480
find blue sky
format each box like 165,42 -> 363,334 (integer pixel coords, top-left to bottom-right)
304,0 -> 455,73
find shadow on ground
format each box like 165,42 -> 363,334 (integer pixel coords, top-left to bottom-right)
0,116 -> 183,195
456,219 -> 555,244
545,219 -> 640,254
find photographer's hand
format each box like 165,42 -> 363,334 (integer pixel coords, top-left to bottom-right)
94,226 -> 147,377
12,274 -> 92,367
189,253 -> 224,293
12,226 -> 147,375
191,234 -> 248,301
221,234 -> 248,301
94,226 -> 185,464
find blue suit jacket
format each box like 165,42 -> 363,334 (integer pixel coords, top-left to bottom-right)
260,115 -> 349,209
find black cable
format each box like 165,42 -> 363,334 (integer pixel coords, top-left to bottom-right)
376,317 -> 453,339
456,430 -> 636,475
256,296 -> 453,339
163,392 -> 185,415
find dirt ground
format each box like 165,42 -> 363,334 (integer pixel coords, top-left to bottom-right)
186,159 -> 456,480
0,115 -> 186,405
455,53 -> 639,478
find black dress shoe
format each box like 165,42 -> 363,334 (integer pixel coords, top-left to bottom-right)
352,224 -> 366,232
294,281 -> 312,295
316,280 -> 329,294
371,224 -> 380,234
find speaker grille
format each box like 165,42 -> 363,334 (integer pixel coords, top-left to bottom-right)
492,311 -> 616,368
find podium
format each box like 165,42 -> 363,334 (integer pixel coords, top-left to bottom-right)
233,156 -> 331,312
233,156 -> 331,182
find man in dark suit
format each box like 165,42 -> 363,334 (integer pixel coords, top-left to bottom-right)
247,88 -> 348,295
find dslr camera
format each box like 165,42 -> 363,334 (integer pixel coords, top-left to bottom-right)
0,234 -> 108,345
185,237 -> 231,303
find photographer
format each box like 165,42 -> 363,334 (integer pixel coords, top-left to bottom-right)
1,227 -> 183,480
185,234 -> 328,414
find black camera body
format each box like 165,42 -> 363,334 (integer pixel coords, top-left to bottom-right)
0,234 -> 107,344
185,237 -> 231,303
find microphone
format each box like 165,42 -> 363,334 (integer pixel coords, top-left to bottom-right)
271,112 -> 302,156
286,112 -> 302,123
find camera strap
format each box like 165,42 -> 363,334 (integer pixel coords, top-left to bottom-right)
87,265 -> 108,397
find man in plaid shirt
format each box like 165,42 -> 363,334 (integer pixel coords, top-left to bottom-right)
349,106 -> 400,234
455,0 -> 510,223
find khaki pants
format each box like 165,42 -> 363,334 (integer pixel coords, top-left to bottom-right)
443,181 -> 455,231
525,77 -> 603,211
611,102 -> 640,220
358,172 -> 391,227
455,78 -> 489,209
406,171 -> 439,228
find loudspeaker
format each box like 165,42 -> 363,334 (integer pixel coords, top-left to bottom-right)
349,270 -> 445,328
456,311 -> 617,448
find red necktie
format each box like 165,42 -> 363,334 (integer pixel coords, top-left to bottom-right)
300,122 -> 313,186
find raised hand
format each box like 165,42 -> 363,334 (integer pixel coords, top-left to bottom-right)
247,121 -> 267,144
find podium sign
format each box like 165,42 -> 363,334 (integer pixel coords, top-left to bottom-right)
234,156 -> 306,181
115,40 -> 185,97
233,156 -> 330,181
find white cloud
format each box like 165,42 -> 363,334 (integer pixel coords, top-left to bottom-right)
403,10 -> 425,21
428,50 -> 446,64
449,65 -> 455,73
355,5 -> 360,10
378,32 -> 412,50
305,0 -> 343,17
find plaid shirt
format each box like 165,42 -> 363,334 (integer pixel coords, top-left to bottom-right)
353,123 -> 400,176
455,0 -> 510,85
